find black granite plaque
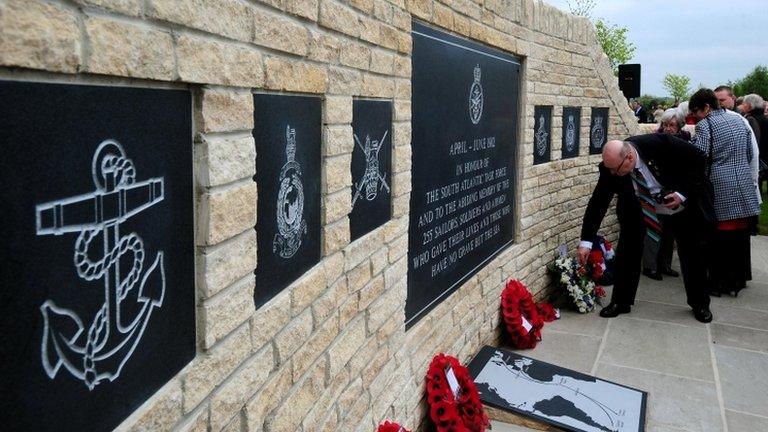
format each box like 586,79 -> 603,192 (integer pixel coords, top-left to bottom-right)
589,107 -> 609,155
533,106 -> 552,165
408,22 -> 520,327
0,81 -> 195,432
253,94 -> 321,307
351,99 -> 392,240
561,106 -> 581,159
469,345 -> 648,432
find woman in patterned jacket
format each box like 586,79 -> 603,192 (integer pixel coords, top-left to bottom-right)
689,89 -> 761,296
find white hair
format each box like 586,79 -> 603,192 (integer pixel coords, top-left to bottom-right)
743,93 -> 765,110
676,101 -> 689,118
660,108 -> 683,126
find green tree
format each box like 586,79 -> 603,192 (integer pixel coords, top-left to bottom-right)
731,65 -> 768,98
566,1 -> 636,76
594,20 -> 636,75
662,73 -> 691,101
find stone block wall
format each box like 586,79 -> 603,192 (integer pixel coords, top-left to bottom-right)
0,0 -> 641,431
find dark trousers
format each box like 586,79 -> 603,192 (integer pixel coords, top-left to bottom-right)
642,214 -> 675,272
611,208 -> 710,309
710,228 -> 751,292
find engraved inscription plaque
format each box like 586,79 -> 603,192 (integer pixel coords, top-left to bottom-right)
408,22 -> 521,327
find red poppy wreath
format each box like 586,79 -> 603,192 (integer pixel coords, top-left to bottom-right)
500,279 -> 546,349
376,420 -> 410,432
425,353 -> 489,432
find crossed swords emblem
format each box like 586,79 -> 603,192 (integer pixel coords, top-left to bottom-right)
352,130 -> 390,207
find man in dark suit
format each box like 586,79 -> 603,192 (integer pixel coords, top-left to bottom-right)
578,134 -> 713,322
631,101 -> 647,123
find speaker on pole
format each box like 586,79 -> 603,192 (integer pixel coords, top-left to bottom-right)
618,64 -> 641,99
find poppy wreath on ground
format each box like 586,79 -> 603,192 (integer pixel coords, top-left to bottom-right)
425,353 -> 489,432
535,302 -> 559,323
500,279 -> 546,349
376,420 -> 410,432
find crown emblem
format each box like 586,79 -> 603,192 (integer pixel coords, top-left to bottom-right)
285,125 -> 296,162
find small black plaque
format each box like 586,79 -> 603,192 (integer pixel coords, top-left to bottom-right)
253,94 -> 321,307
408,22 -> 520,327
533,106 -> 552,165
589,107 -> 609,155
561,106 -> 581,159
351,99 -> 392,240
0,81 -> 195,432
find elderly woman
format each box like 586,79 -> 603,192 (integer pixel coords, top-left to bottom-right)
657,108 -> 692,142
742,94 -> 768,194
689,89 -> 761,296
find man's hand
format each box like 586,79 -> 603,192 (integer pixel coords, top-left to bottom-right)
577,246 -> 590,265
663,192 -> 682,209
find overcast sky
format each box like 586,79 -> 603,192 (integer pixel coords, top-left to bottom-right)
543,0 -> 768,97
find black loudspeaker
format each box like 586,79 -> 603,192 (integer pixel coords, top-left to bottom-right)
618,64 -> 641,99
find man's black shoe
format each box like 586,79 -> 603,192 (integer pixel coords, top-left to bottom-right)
599,303 -> 631,318
662,268 -> 679,277
642,269 -> 663,281
693,307 -> 713,323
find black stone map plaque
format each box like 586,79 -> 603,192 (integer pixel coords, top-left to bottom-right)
408,22 -> 520,327
351,99 -> 392,241
562,106 -> 581,159
468,346 -> 647,432
589,107 -> 609,155
253,94 -> 321,307
0,81 -> 195,432
533,106 -> 552,165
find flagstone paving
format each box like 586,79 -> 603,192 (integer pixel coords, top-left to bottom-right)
492,236 -> 768,432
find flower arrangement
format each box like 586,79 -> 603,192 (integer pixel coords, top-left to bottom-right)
547,255 -> 605,313
500,279 -> 544,349
586,236 -> 615,286
376,420 -> 410,432
425,353 -> 489,432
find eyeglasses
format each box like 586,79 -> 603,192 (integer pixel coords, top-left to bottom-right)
609,154 -> 629,175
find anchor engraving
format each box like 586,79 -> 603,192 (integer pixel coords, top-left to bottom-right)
36,140 -> 166,390
352,129 -> 390,208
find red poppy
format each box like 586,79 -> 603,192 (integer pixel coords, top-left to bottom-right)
377,420 -> 411,432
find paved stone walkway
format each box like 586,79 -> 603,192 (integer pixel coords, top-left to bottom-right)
492,236 -> 768,432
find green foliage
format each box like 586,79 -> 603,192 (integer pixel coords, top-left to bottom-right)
661,74 -> 692,101
594,19 -> 636,75
636,94 -> 673,110
731,65 -> 768,98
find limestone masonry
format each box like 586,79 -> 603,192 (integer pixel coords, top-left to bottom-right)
0,0 -> 640,430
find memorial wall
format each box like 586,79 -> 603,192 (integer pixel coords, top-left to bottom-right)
0,0 -> 640,430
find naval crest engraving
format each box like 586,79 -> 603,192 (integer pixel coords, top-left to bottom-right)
352,129 -> 391,208
36,139 -> 166,390
535,113 -> 549,157
591,114 -> 605,150
274,125 -> 307,259
565,114 -> 576,152
469,64 -> 484,125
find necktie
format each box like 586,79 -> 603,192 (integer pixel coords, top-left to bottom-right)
631,168 -> 662,243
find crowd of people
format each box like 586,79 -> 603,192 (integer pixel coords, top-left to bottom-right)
578,86 -> 767,323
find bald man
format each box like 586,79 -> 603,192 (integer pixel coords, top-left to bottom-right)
578,134 -> 713,323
